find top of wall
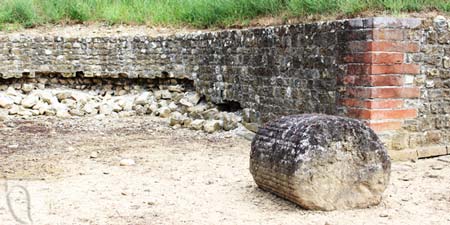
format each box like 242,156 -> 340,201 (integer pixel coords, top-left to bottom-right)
0,17 -> 424,40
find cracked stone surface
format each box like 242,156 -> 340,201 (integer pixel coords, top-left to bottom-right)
250,114 -> 391,211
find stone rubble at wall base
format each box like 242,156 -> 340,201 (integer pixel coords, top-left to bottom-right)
0,83 -> 243,134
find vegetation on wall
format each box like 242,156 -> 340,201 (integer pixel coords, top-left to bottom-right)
0,0 -> 449,29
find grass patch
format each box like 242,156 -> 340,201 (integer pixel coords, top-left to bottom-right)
0,0 -> 449,30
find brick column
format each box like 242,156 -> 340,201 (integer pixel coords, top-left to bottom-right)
339,18 -> 422,132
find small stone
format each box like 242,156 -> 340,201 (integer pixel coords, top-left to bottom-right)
120,158 -> 136,166
21,83 -> 34,93
427,68 -> 440,77
56,91 -> 75,101
116,97 -> 134,111
153,90 -> 162,100
202,108 -> 219,120
56,110 -> 71,118
90,152 -> 98,158
69,109 -> 85,116
204,120 -> 222,133
82,102 -> 99,115
52,103 -> 70,117
242,122 -> 259,133
8,105 -> 20,115
167,85 -> 184,92
190,119 -> 205,130
118,111 -> 136,118
148,103 -> 158,113
0,93 -> 14,108
134,91 -> 151,105
187,102 -> 208,118
182,118 -> 193,127
179,92 -> 201,107
433,16 -> 448,32
21,94 -> 39,108
222,113 -> 241,131
61,99 -> 77,109
33,101 -> 50,115
160,90 -> 172,99
134,105 -> 147,115
157,107 -> 171,118
17,109 -> 33,117
37,90 -> 58,104
235,124 -> 256,141
169,111 -> 185,126
6,89 -> 23,104
443,56 -> 450,69
7,144 -> 19,149
168,101 -> 178,111
99,103 -> 114,115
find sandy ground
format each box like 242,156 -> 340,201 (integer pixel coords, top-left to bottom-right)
0,24 -> 198,38
0,116 -> 449,225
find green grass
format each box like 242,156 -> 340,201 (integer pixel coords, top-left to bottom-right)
0,0 -> 449,29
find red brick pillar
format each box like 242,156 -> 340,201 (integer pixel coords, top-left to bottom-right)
339,18 -> 421,132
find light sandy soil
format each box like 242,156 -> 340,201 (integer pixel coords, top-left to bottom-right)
0,24 -> 198,38
0,116 -> 449,225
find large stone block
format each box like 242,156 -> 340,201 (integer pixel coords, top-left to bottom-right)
250,114 -> 391,210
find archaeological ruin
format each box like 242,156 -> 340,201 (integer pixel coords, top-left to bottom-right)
250,114 -> 391,210
0,17 -> 449,160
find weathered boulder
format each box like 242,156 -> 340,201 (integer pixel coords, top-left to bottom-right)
250,114 -> 391,211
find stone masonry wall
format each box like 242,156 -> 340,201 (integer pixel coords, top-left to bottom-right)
0,17 -> 449,160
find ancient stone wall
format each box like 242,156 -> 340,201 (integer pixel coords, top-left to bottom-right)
0,22 -> 346,124
391,16 -> 450,159
193,23 -> 344,123
0,17 -> 449,160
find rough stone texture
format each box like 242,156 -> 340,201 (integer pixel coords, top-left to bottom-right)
250,114 -> 391,211
387,16 -> 450,157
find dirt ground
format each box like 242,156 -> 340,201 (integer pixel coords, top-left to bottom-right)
0,116 -> 449,225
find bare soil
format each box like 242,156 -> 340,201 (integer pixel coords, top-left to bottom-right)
0,116 -> 449,225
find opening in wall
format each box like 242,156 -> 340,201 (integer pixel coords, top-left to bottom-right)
216,100 -> 242,112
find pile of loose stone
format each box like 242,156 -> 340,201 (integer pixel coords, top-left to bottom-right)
0,84 -> 242,133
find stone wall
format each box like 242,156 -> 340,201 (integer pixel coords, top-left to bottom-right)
392,16 -> 450,159
0,22 -> 347,124
0,17 -> 449,160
